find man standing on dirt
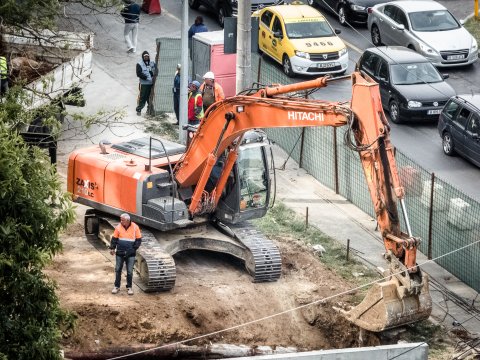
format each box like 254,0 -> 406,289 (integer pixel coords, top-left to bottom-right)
109,213 -> 142,295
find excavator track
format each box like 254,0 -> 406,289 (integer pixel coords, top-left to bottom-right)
229,222 -> 282,282
135,229 -> 176,292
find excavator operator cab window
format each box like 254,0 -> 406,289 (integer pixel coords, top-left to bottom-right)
237,146 -> 268,211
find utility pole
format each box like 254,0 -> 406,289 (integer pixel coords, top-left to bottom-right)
179,0 -> 189,144
236,0 -> 252,93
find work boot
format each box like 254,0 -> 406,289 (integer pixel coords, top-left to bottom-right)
127,288 -> 134,295
112,287 -> 120,294
136,111 -> 141,116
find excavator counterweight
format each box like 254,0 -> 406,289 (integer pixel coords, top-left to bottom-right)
68,71 -> 432,332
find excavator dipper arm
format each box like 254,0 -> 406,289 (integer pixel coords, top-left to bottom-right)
174,72 -> 432,332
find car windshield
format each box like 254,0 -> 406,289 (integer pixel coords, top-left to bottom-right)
409,10 -> 459,31
285,20 -> 334,39
391,62 -> 443,85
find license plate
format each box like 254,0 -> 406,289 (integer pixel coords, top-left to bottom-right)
317,62 -> 336,68
428,109 -> 442,115
447,54 -> 465,60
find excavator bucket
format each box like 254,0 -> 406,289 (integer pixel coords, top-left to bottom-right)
340,275 -> 432,332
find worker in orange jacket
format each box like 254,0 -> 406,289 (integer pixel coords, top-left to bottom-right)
200,71 -> 225,112
109,213 -> 142,295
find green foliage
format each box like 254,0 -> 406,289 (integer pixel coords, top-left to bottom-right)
0,0 -> 124,30
0,0 -> 60,30
255,202 -> 379,285
144,112 -> 179,141
0,123 -> 75,359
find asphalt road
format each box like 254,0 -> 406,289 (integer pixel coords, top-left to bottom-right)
180,1 -> 480,201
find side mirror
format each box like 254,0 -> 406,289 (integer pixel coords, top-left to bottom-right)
396,24 -> 405,31
273,31 -> 283,39
442,73 -> 450,79
460,19 -> 465,25
335,29 -> 341,35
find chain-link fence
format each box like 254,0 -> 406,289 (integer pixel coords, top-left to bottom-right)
153,38 -> 480,293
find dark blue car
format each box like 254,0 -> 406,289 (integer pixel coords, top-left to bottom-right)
438,94 -> 480,168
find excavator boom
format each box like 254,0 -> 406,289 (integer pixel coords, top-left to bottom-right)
175,72 -> 432,331
67,71 -> 431,332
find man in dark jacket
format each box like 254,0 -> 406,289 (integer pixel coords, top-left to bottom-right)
136,50 -> 156,116
188,16 -> 208,58
173,64 -> 181,124
109,213 -> 142,295
121,0 -> 141,53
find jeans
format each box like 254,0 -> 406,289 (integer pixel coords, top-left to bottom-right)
114,254 -> 135,289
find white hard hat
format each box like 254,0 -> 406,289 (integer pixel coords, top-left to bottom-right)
203,71 -> 214,80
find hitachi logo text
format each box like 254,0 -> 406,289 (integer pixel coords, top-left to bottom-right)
288,111 -> 324,121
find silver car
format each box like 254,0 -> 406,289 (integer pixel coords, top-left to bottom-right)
367,0 -> 478,67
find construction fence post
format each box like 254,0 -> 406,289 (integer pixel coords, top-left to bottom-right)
427,172 -> 435,260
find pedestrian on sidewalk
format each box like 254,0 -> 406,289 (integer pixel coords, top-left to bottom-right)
109,213 -> 142,295
188,16 -> 208,57
200,71 -> 225,112
136,50 -> 156,116
121,0 -> 141,53
173,64 -> 181,124
188,80 -> 204,125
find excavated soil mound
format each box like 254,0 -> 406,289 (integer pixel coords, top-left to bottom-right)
46,206 -> 380,354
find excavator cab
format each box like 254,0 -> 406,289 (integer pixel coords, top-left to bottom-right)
214,130 -> 271,224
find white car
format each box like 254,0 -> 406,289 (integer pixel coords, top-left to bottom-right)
367,0 -> 478,67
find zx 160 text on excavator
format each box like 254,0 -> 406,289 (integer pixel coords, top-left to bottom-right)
67,72 -> 432,332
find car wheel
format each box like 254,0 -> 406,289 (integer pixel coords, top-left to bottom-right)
389,100 -> 402,124
282,55 -> 295,77
338,5 -> 348,26
442,132 -> 455,156
371,25 -> 382,46
188,0 -> 200,10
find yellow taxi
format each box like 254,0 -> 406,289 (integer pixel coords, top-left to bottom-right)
254,4 -> 349,76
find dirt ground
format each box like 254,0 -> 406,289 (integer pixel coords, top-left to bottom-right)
45,201 -> 383,355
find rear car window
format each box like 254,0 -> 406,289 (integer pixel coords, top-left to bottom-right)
443,100 -> 460,120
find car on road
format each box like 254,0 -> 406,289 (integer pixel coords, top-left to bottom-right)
254,4 -> 349,77
357,46 -> 456,123
438,94 -> 480,167
189,0 -> 284,27
367,0 -> 478,67
306,0 -> 393,26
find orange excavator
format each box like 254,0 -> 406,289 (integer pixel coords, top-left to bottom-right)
67,72 -> 431,332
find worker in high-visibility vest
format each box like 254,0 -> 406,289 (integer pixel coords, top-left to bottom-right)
0,55 -> 8,96
109,213 -> 142,295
